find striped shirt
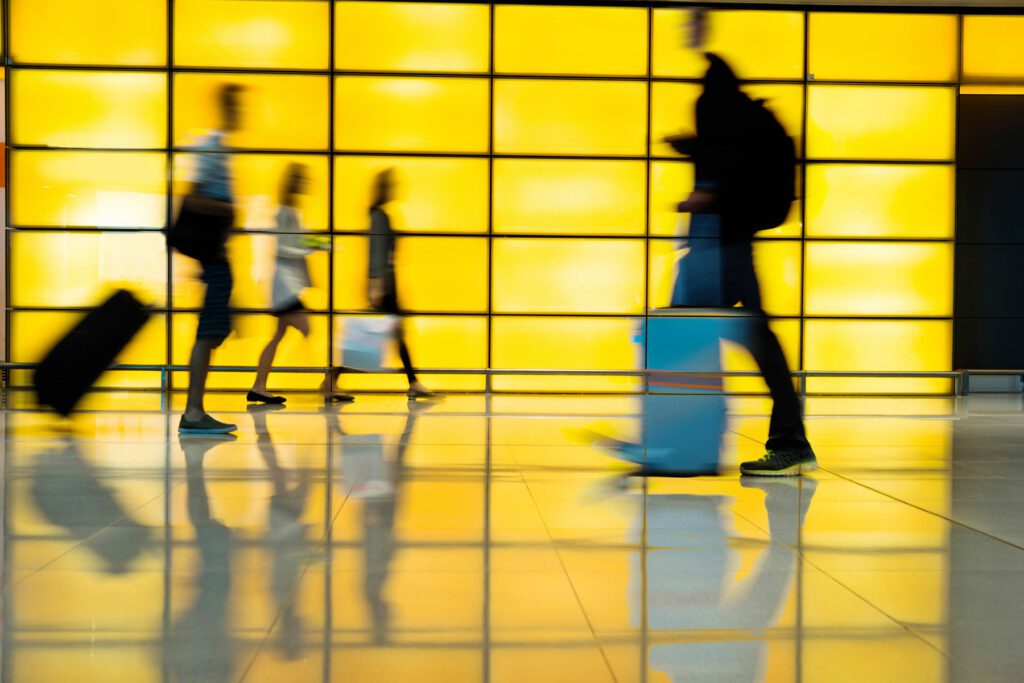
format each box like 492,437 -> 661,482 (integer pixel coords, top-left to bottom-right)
194,131 -> 233,202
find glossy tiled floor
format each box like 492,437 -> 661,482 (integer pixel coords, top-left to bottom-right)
3,391 -> 1024,682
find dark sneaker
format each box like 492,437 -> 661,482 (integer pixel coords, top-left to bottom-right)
179,414 -> 237,434
740,448 -> 817,477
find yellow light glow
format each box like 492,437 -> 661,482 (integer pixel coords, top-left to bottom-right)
334,157 -> 488,233
493,159 -> 646,235
332,235 -> 486,313
652,9 -> 803,79
335,2 -> 489,72
336,316 -> 488,393
495,5 -> 647,76
648,161 -> 801,239
13,70 -> 167,149
722,319 -> 801,394
492,239 -> 645,314
393,238 -> 489,313
174,73 -> 328,150
332,236 -> 371,311
804,320 -> 952,394
806,165 -> 954,239
649,161 -> 695,238
807,86 -> 955,160
335,76 -> 489,153
12,151 -> 166,228
12,232 -> 167,307
647,239 -> 801,316
651,82 -> 804,158
805,242 -> 953,317
173,236 -> 330,312
12,0 -> 167,66
809,13 -> 957,82
174,0 -> 328,69
963,16 -> 1024,81
173,153 -> 330,231
12,311 -> 167,366
491,317 -> 640,393
494,80 -> 646,156
171,313 -> 329,369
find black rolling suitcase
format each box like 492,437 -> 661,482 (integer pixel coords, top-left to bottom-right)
34,290 -> 151,416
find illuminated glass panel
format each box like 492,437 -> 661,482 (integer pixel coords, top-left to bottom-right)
335,76 -> 488,153
494,80 -> 646,156
651,83 -> 803,158
12,232 -> 167,307
331,236 -> 486,313
11,311 -> 167,366
492,239 -> 645,314
806,165 -> 954,239
173,153 -> 330,231
493,159 -> 645,235
649,161 -> 801,239
648,239 -> 801,316
652,9 -> 803,80
12,70 -> 167,148
963,16 -> 1024,81
332,235 -> 370,311
394,237 -> 488,313
173,236 -> 330,311
334,156 -> 488,233
809,13 -> 957,82
722,319 -> 800,394
807,86 -> 955,160
804,320 -> 952,394
12,151 -> 166,228
174,0 -> 329,69
649,161 -> 695,238
335,2 -> 489,72
491,317 -> 640,393
174,73 -> 328,150
336,316 -> 487,393
12,0 -> 167,66
171,312 -> 329,369
805,242 -> 953,317
495,5 -> 647,76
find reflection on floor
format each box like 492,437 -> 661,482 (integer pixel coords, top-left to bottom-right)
3,392 -> 1024,682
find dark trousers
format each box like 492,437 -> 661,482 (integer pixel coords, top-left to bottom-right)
719,239 -> 809,452
379,288 -> 417,385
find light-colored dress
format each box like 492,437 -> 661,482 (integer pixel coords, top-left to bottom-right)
270,206 -> 314,313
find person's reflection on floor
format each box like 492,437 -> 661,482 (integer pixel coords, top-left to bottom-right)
168,435 -> 237,683
248,404 -> 311,660
343,402 -> 431,643
30,440 -> 150,574
641,477 -> 816,682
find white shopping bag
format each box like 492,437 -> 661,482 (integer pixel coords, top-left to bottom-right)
341,316 -> 398,372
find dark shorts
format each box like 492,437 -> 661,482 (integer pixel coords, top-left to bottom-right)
197,261 -> 233,345
272,298 -> 305,317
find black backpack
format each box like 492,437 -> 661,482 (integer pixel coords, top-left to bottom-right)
724,98 -> 796,238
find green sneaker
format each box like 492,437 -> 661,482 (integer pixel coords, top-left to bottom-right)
740,448 -> 817,477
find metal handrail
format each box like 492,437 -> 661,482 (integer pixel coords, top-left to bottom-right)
1,361 -> 970,395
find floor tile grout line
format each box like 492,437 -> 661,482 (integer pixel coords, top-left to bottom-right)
822,466 -> 1024,554
796,550 -> 957,664
514,461 -> 620,683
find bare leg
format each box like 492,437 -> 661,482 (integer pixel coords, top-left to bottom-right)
185,338 -> 218,421
252,318 -> 288,395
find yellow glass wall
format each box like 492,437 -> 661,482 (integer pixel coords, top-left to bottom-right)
175,0 -> 329,70
495,5 -> 647,76
6,4 -> 968,395
12,0 -> 167,66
